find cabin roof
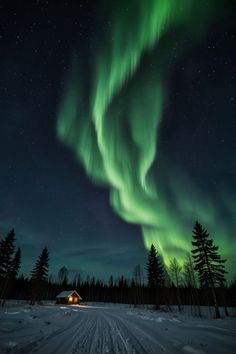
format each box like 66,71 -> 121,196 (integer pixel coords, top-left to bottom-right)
56,290 -> 82,299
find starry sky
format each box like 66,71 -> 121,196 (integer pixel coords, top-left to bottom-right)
0,0 -> 235,281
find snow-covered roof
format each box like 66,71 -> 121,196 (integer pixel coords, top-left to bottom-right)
56,290 -> 82,299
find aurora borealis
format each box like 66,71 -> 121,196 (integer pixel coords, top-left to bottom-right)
0,0 -> 235,279
57,0 -> 235,269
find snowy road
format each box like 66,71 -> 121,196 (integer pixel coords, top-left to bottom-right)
0,302 -> 236,353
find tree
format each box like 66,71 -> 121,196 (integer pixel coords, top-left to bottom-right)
11,248 -> 21,279
146,244 -> 165,288
183,253 -> 198,287
31,247 -> 50,281
169,257 -> 182,311
146,244 -> 165,305
0,229 -> 16,278
58,266 -> 69,289
109,275 -> 114,287
191,221 -> 227,318
133,264 -> 143,286
169,258 -> 182,287
0,229 -> 17,305
75,273 -> 81,288
30,247 -> 50,304
1,247 -> 21,304
183,252 -> 201,317
132,264 -> 144,305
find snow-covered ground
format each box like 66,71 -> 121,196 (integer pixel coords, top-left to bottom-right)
0,301 -> 235,353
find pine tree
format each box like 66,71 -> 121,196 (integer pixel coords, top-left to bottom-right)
146,244 -> 165,306
183,252 -> 201,317
133,264 -> 144,305
169,258 -> 182,287
191,221 -> 227,318
146,244 -> 165,288
58,266 -> 68,289
31,247 -> 50,281
169,257 -> 182,311
30,247 -> 50,304
0,229 -> 16,278
133,264 -> 143,286
11,248 -> 21,279
0,229 -> 17,305
109,275 -> 114,288
183,253 -> 198,287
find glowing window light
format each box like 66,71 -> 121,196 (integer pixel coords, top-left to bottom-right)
69,296 -> 73,302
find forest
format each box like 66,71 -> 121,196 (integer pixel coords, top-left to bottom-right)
0,221 -> 235,319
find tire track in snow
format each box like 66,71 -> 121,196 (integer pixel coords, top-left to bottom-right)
101,311 -> 147,353
100,311 -> 132,353
71,314 -> 98,353
13,306 -> 178,353
16,308 -> 89,353
104,310 -> 172,353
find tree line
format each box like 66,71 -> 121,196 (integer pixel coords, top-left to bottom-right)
0,221 -> 235,318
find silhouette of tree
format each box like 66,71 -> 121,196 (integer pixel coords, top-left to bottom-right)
146,244 -> 165,305
191,221 -> 227,318
0,229 -> 15,278
11,248 -> 21,279
0,229 -> 17,305
31,247 -> 49,281
146,244 -> 165,288
30,247 -> 50,304
133,264 -> 143,286
58,266 -> 69,289
183,252 -> 201,317
169,257 -> 182,311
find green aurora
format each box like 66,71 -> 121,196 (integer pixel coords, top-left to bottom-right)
57,0 -> 235,271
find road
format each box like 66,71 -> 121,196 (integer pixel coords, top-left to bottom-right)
1,303 -> 236,353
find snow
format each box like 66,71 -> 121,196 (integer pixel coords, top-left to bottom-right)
0,301 -> 235,353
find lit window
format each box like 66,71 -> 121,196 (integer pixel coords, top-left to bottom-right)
69,296 -> 73,302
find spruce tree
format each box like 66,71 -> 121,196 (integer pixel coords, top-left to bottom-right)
133,264 -> 143,286
31,247 -> 50,282
11,248 -> 21,279
183,252 -> 201,317
169,257 -> 182,311
30,247 -> 50,304
0,230 -> 18,305
58,266 -> 68,289
191,221 -> 227,318
0,229 -> 16,278
146,244 -> 165,288
146,244 -> 165,306
183,253 -> 198,288
169,258 -> 182,287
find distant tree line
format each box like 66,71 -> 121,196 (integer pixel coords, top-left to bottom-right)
0,222 -> 235,318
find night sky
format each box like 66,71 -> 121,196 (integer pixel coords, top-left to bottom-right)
0,0 -> 235,281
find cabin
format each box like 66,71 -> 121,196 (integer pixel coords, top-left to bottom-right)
56,290 -> 82,305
